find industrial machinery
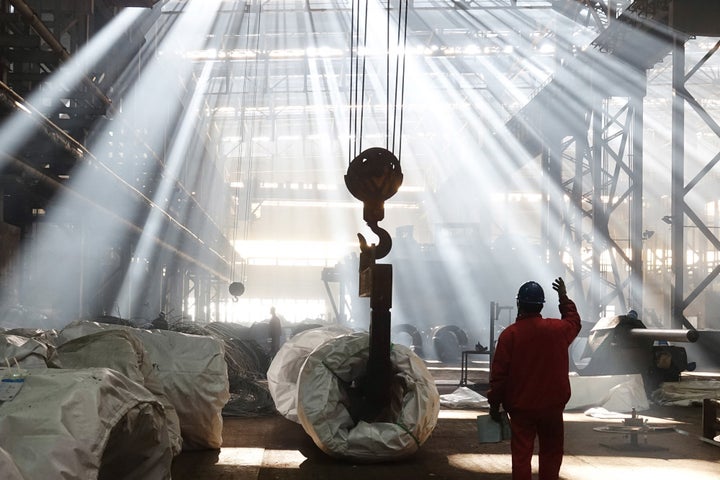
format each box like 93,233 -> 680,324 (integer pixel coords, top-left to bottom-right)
592,408 -> 675,451
576,312 -> 699,392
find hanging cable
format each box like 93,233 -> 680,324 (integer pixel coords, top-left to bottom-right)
349,0 -> 368,163
229,47 -> 247,297
230,0 -> 263,299
357,1 -> 369,157
241,2 -> 263,284
348,0 -> 358,164
348,1 -> 408,162
386,1 -> 391,151
229,129 -> 243,299
392,0 -> 410,159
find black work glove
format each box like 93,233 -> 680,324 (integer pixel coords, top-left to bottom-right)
552,277 -> 567,299
489,404 -> 502,423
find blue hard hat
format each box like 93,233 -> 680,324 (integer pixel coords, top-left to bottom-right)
517,281 -> 545,304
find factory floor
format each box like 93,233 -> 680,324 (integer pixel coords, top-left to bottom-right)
171,365 -> 720,480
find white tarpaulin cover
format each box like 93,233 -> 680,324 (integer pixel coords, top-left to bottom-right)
440,386 -> 490,409
0,367 -> 172,480
0,446 -> 23,480
567,373 -> 649,412
267,325 -> 353,422
296,332 -> 440,462
56,321 -> 230,450
0,334 -> 52,369
51,328 -> 183,455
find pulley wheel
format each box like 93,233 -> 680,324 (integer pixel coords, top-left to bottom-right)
229,281 -> 245,297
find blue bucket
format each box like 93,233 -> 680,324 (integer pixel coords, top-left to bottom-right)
477,413 -> 511,443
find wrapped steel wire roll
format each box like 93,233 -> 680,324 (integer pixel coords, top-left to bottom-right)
295,331 -> 439,462
267,325 -> 353,422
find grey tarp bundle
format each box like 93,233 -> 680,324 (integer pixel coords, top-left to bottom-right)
0,334 -> 53,368
56,321 -> 230,450
0,367 -> 173,480
651,380 -> 720,406
267,325 -> 354,422
0,446 -> 23,480
295,331 -> 440,462
50,328 -> 184,455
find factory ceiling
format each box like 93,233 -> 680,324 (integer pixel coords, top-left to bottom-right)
1,0 -> 720,325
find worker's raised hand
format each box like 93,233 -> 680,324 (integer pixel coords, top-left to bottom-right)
552,277 -> 567,298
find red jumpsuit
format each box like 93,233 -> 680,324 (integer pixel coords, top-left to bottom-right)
487,296 -> 581,480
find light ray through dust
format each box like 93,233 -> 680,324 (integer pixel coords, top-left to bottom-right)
0,1 -> 225,326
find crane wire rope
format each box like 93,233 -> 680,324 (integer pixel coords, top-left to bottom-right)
349,0 -> 370,163
386,1 -> 390,151
241,5 -> 263,282
230,1 -> 263,299
349,0 -> 409,164
392,1 -> 410,160
348,0 -> 358,163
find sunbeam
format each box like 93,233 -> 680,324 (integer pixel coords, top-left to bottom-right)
1,0 -> 718,366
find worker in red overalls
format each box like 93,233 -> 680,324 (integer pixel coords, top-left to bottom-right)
487,277 -> 581,480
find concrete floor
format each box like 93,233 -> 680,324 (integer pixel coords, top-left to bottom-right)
171,366 -> 720,480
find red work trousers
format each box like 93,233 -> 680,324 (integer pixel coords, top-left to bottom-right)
508,408 -> 564,480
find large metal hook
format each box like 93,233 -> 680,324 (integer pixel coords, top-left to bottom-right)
358,221 -> 393,262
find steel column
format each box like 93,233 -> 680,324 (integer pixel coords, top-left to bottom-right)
590,104 -> 604,319
670,34 -> 686,329
629,95 -> 644,312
